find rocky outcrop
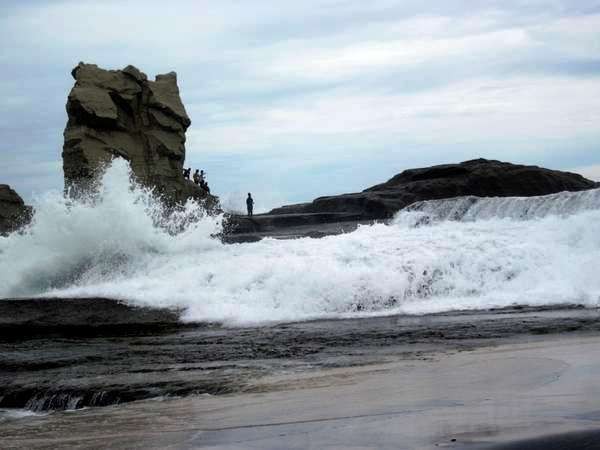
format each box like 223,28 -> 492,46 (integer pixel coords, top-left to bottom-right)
268,159 -> 597,219
63,63 -> 214,206
0,298 -> 181,332
227,159 -> 597,237
0,185 -> 31,235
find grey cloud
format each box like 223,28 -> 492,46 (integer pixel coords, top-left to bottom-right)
1,0 -> 599,203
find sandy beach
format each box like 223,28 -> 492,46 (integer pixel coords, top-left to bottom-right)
2,331 -> 600,449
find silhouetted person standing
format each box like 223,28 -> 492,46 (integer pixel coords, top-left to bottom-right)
183,168 -> 191,180
193,169 -> 200,185
246,193 -> 254,217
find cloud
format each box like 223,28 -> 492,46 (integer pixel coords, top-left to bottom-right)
257,29 -> 532,82
188,75 -> 600,153
0,0 -> 599,203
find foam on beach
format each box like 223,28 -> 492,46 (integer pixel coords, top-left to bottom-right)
1,159 -> 599,326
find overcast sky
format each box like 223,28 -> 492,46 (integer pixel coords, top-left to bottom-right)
1,0 -> 599,210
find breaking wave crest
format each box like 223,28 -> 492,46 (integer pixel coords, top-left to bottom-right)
1,160 -> 599,326
0,160 -> 223,300
404,188 -> 600,223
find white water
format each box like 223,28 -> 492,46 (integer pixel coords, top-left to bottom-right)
405,189 -> 600,222
1,160 -> 599,326
0,408 -> 45,423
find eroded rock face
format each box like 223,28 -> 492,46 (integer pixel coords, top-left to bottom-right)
267,159 -> 598,220
63,63 -> 210,205
0,185 -> 31,235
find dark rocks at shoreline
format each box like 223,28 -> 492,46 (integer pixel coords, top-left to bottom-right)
0,301 -> 598,413
226,158 -> 596,236
0,184 -> 32,236
222,219 -> 370,243
272,158 -> 596,219
63,63 -> 216,207
226,212 -> 366,236
0,298 -> 182,333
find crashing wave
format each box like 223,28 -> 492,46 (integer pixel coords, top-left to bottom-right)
1,161 -> 599,326
403,188 -> 600,223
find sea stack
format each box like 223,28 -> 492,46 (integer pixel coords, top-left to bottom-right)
62,62 -> 212,205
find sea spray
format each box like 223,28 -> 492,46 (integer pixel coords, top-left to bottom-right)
1,160 -> 599,325
0,159 -> 223,298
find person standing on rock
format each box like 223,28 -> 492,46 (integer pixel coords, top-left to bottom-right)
246,193 -> 254,217
193,169 -> 200,185
183,168 -> 191,180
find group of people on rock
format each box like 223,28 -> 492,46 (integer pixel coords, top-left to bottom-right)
183,167 -> 210,193
183,167 -> 255,217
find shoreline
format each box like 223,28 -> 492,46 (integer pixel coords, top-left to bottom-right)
2,302 -> 600,414
0,296 -> 593,332
2,333 -> 600,448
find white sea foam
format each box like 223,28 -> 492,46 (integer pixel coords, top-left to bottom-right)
0,408 -> 46,423
1,160 -> 599,326
405,188 -> 600,222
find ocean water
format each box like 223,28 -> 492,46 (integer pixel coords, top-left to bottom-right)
1,159 -> 599,326
0,408 -> 45,423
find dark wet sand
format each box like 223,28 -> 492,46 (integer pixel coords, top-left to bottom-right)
2,331 -> 600,449
486,429 -> 600,449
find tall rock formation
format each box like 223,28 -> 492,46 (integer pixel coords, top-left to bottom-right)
0,185 -> 31,235
63,63 -> 213,205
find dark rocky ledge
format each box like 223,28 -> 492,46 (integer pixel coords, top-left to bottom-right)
0,302 -> 598,412
226,158 -> 597,238
0,298 -> 182,335
222,219 -> 372,243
